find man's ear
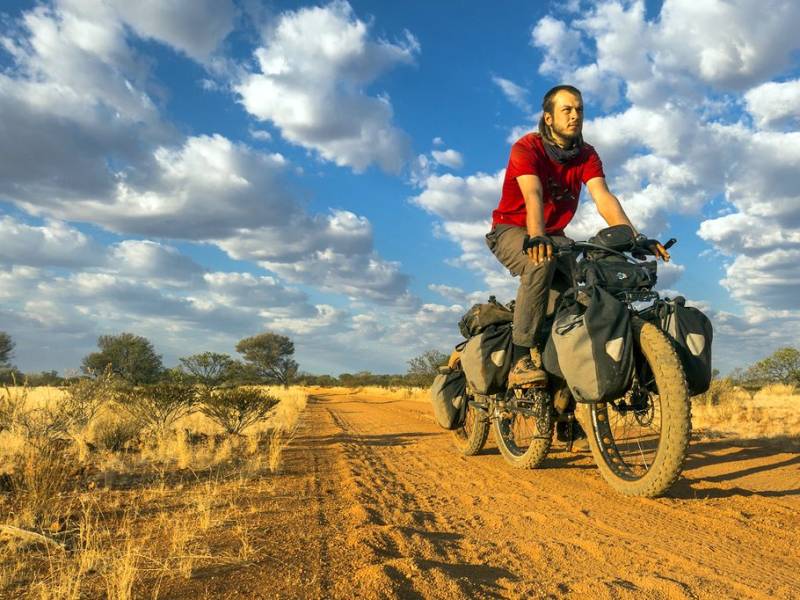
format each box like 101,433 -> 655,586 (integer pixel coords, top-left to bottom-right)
543,112 -> 553,126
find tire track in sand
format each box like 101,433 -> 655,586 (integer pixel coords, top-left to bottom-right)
307,392 -> 800,599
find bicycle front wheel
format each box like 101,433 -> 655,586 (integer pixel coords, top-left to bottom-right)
581,318 -> 691,497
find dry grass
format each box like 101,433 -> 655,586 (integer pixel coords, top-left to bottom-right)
0,383 -> 309,599
692,379 -> 800,440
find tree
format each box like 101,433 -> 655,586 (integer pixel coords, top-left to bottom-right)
744,347 -> 800,386
0,331 -> 14,366
200,388 -> 279,435
406,349 -> 449,386
179,352 -> 235,389
235,333 -> 298,388
82,333 -> 163,384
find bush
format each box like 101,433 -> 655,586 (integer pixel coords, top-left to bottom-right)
10,442 -> 74,528
118,381 -> 198,435
200,388 -> 279,435
694,378 -> 750,406
92,417 -> 141,452
62,369 -> 118,435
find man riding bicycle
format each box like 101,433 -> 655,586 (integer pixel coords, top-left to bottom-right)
486,84 -> 670,387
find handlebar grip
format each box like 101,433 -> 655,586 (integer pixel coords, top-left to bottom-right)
663,238 -> 677,250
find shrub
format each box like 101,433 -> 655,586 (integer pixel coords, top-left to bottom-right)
92,417 -> 141,452
10,442 -> 73,529
62,368 -> 118,435
200,388 -> 279,435
119,382 -> 198,435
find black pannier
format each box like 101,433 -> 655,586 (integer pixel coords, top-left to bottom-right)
459,323 -> 514,396
459,296 -> 513,338
580,255 -> 657,295
429,367 -> 468,429
543,286 -> 634,402
656,297 -> 713,395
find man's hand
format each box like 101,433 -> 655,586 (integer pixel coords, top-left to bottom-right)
635,234 -> 670,261
522,235 -> 554,265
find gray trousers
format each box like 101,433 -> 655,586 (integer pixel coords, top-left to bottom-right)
485,225 -> 574,349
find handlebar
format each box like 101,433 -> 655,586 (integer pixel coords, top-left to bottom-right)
552,237 -> 678,259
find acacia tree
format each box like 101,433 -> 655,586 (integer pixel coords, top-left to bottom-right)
0,332 -> 14,367
179,352 -> 235,389
235,333 -> 298,388
406,349 -> 449,386
744,347 -> 800,386
82,333 -> 163,384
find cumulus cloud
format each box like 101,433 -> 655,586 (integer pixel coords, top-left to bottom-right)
744,79 -> 800,129
531,0 -> 800,108
106,0 -> 236,61
0,216 -> 103,268
431,149 -> 464,170
235,0 -> 419,173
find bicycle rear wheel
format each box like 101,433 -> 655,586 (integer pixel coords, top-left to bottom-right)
451,397 -> 489,456
581,318 -> 691,497
494,388 -> 554,469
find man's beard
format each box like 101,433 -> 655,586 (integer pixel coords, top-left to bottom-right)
549,123 -> 581,147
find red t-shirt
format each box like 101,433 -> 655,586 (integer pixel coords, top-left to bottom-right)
491,133 -> 605,234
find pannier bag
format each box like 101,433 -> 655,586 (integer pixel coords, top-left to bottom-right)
429,367 -> 468,429
460,323 -> 513,395
543,286 -> 634,402
580,255 -> 657,295
658,298 -> 713,395
459,296 -> 513,338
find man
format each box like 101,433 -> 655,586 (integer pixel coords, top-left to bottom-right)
486,84 -> 669,386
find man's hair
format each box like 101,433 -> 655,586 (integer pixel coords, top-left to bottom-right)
538,84 -> 583,146
541,84 -> 582,115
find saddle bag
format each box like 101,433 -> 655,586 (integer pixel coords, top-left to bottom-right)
459,296 -> 513,338
543,286 -> 634,402
429,367 -> 468,429
657,298 -> 713,395
459,323 -> 513,395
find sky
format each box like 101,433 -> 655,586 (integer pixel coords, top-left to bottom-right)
0,0 -> 799,377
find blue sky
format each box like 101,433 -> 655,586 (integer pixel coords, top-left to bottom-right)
1,0 -> 799,376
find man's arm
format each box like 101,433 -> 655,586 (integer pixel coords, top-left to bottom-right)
586,177 -> 669,261
517,174 -> 552,264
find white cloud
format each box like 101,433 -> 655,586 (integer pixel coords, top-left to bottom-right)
531,15 -> 583,77
105,0 -> 236,61
492,76 -> 532,113
248,128 -> 272,142
411,171 -> 503,224
107,241 -> 206,285
744,79 -> 800,129
431,149 -> 464,170
0,216 -> 103,268
235,0 -> 419,173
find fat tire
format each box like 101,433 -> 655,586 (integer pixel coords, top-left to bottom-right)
451,400 -> 489,456
494,415 -> 553,469
580,318 -> 691,497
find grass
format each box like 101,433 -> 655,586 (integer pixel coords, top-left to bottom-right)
0,382 -> 308,599
692,380 -> 800,441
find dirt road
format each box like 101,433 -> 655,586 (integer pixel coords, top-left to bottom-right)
206,391 -> 800,599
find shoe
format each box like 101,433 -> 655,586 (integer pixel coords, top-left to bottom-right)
508,347 -> 548,387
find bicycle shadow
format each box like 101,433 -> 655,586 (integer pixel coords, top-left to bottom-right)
667,435 -> 800,500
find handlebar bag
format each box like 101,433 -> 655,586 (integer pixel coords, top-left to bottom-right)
458,296 -> 513,338
657,299 -> 713,395
544,286 -> 634,403
429,366 -> 468,429
581,255 -> 657,294
459,322 -> 513,395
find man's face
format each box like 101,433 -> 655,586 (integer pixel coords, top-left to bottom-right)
544,91 -> 583,145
